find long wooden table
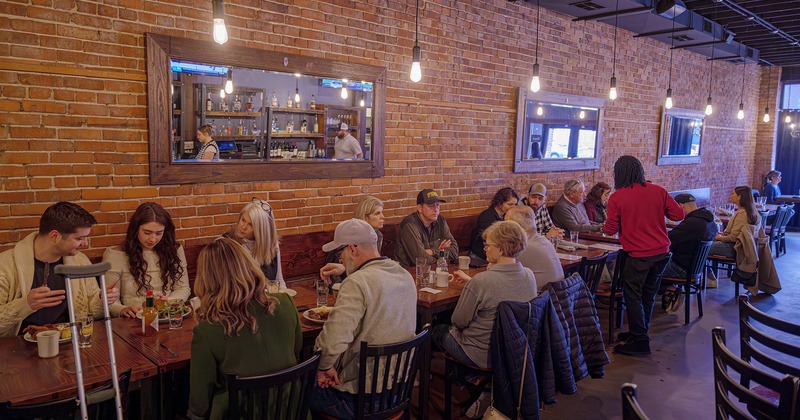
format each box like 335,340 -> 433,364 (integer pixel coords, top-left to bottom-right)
0,322 -> 157,408
776,195 -> 800,204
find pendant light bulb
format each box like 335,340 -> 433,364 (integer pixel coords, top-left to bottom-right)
294,89 -> 300,104
219,88 -> 225,99
530,63 -> 541,93
705,96 -> 713,116
737,103 -> 745,120
763,107 -> 770,123
224,69 -> 233,94
360,98 -> 365,107
579,110 -> 585,119
212,0 -> 228,45
785,115 -> 792,124
410,45 -> 422,83
536,104 -> 543,116
791,123 -> 796,130
609,76 -> 617,101
341,87 -> 348,99
665,88 -> 673,110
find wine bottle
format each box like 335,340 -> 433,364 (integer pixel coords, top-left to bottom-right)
142,290 -> 158,336
233,95 -> 242,112
206,93 -> 213,112
310,94 -> 316,110
245,95 -> 253,112
286,92 -> 292,108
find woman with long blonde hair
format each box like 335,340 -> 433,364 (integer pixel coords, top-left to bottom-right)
189,237 -> 301,419
223,197 -> 285,288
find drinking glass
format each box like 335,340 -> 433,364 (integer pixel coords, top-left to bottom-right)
316,278 -> 328,307
570,231 -> 579,244
415,257 -> 430,287
168,299 -> 184,330
78,314 -> 93,348
267,279 -> 281,293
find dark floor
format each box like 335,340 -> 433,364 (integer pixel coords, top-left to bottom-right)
423,232 -> 800,419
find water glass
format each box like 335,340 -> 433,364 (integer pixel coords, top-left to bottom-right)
569,231 -> 579,244
415,257 -> 430,287
168,299 -> 184,330
267,279 -> 281,294
316,278 -> 329,307
78,315 -> 93,348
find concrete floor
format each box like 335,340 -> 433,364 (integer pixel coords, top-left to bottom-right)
537,232 -> 800,420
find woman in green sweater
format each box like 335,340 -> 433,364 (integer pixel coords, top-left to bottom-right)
189,238 -> 302,419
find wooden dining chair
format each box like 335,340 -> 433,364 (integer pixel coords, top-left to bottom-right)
0,369 -> 131,420
621,383 -> 650,420
764,205 -> 790,258
597,250 -> 628,345
661,241 -> 713,325
711,327 -> 799,420
565,252 -> 609,297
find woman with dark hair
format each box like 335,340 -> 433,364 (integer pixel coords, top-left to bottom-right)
583,181 -> 611,223
103,202 -> 189,318
604,155 -> 683,357
470,187 -> 520,261
195,124 -> 219,161
761,170 -> 782,204
710,186 -> 761,257
189,238 -> 301,419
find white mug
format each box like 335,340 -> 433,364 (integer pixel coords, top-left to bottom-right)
436,271 -> 454,288
458,256 -> 470,270
37,330 -> 60,358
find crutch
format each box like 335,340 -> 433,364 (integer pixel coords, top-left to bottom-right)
54,261 -> 123,420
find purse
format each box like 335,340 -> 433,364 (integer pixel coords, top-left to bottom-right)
731,268 -> 757,287
484,303 -> 531,420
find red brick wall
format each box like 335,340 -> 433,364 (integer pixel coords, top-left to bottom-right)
751,66 -> 781,187
0,0 -> 776,257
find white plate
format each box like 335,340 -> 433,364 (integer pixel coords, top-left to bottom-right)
24,331 -> 71,344
303,308 -> 331,324
136,306 -> 192,323
279,288 -> 297,297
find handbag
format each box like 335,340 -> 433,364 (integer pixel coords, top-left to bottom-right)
731,268 -> 757,287
484,302 -> 531,420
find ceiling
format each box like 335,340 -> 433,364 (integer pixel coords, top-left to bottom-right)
519,0 -> 800,67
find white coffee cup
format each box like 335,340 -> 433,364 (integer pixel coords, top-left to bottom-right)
458,256 -> 470,270
436,271 -> 454,288
37,330 -> 60,358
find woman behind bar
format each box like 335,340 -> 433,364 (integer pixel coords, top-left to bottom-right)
103,202 -> 189,318
195,124 -> 219,161
584,181 -> 611,223
189,237 -> 301,419
223,197 -> 285,289
710,186 -> 761,257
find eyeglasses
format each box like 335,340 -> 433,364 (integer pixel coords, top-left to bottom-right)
484,242 -> 498,249
251,197 -> 273,214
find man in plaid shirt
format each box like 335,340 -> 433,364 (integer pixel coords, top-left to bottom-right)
521,183 -> 564,240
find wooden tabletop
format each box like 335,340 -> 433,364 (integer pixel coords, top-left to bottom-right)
579,232 -> 621,244
776,195 -> 800,204
0,322 -> 157,405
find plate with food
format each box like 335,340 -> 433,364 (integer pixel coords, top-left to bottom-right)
23,323 -> 72,344
303,306 -> 332,324
136,306 -> 192,323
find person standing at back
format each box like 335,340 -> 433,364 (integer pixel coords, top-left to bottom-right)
333,123 -> 363,159
604,156 -> 684,356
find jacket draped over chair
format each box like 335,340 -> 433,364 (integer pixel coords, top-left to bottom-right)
734,224 -> 781,295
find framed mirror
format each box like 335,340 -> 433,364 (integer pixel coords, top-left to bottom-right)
514,88 -> 604,173
146,33 -> 386,184
657,107 -> 704,165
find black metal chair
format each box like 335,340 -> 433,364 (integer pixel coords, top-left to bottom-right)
738,294 -> 800,381
443,351 -> 492,420
765,205 -> 790,258
777,204 -> 795,257
565,252 -> 609,297
621,383 -> 649,420
355,326 -> 429,420
711,327 -> 799,419
0,369 -> 131,420
596,250 -> 627,345
226,353 -> 320,420
660,240 -> 713,325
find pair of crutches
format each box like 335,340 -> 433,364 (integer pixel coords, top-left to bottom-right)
54,261 -> 123,420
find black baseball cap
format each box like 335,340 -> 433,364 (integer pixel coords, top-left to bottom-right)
675,193 -> 696,204
417,189 -> 447,205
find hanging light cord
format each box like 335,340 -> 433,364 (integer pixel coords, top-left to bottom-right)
708,2 -> 718,97
612,0 -> 619,77
415,0 -> 419,46
534,0 -> 540,64
668,9 -> 675,89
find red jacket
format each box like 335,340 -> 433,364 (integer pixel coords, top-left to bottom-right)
604,182 -> 684,258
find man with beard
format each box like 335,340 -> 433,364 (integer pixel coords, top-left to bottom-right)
310,219 -> 417,419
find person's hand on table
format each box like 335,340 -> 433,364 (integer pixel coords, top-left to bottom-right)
320,263 -> 345,283
120,305 -> 141,318
27,286 -> 65,311
453,270 -> 471,282
545,228 -> 564,239
316,367 -> 341,388
425,249 -> 434,256
439,239 -> 452,250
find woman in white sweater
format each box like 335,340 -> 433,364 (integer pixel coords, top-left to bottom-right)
103,202 -> 190,317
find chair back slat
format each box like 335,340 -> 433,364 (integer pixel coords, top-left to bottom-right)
356,326 -> 429,420
688,241 -> 714,280
226,352 -> 320,420
738,295 -> 800,387
576,252 -> 609,296
621,383 -> 650,420
712,327 -> 799,420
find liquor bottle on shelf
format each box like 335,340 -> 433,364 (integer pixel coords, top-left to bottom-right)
307,139 -> 316,157
245,95 -> 253,112
237,120 -> 244,135
292,142 -> 298,158
286,92 -> 293,109
252,121 -> 260,135
206,93 -> 213,112
300,118 -> 308,133
310,94 -> 316,110
226,118 -> 233,135
271,91 -> 278,108
272,116 -> 279,133
233,95 -> 242,112
221,99 -> 229,112
285,117 -> 294,133
313,119 -> 319,133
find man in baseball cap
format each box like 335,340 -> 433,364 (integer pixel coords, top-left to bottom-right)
333,122 -> 363,160
521,183 -> 563,240
394,188 -> 459,267
312,219 -> 417,416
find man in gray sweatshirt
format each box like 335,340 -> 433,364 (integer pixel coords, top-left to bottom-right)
311,219 -> 418,419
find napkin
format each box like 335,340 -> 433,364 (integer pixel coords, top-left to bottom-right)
419,287 -> 442,294
556,253 -> 583,261
557,243 -> 576,252
559,240 -> 588,250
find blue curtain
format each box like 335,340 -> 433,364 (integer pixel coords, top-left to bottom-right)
668,118 -> 694,155
775,110 -> 800,228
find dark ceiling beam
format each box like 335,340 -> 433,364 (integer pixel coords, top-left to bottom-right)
633,27 -> 693,38
672,40 -> 727,49
572,6 -> 652,22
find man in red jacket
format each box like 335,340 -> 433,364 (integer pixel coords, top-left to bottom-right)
605,156 -> 684,356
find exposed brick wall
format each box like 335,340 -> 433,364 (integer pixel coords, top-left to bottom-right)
751,66 -> 781,187
0,0 -> 776,258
